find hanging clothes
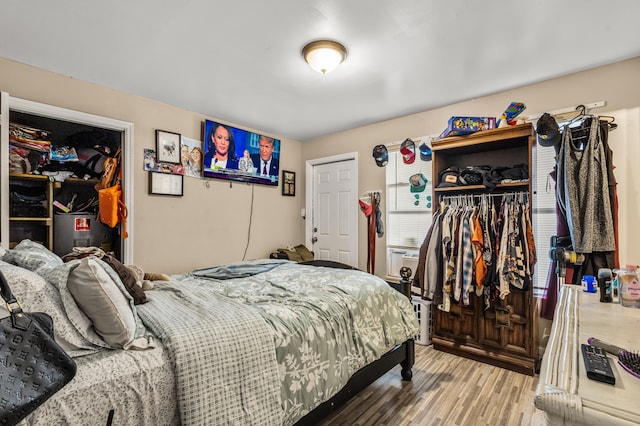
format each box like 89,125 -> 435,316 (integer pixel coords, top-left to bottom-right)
541,115 -> 618,319
359,193 -> 379,274
416,193 -> 535,312
556,117 -> 615,253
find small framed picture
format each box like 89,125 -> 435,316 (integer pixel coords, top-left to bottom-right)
156,130 -> 182,164
149,172 -> 184,196
282,170 -> 295,196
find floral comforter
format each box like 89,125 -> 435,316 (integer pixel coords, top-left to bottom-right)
180,261 -> 419,425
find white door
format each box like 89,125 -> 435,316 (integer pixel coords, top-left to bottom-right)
306,154 -> 358,267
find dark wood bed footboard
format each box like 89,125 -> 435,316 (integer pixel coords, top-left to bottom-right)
294,338 -> 415,425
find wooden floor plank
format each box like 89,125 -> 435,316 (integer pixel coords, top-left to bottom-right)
318,345 -> 546,426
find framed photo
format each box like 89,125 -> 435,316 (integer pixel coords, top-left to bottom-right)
282,170 -> 295,196
148,172 -> 184,196
156,130 -> 182,164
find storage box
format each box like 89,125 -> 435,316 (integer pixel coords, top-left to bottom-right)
411,296 -> 433,345
439,116 -> 496,138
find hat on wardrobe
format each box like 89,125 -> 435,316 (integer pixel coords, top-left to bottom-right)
372,144 -> 388,167
437,167 -> 461,188
536,113 -> 561,147
400,138 -> 416,164
409,173 -> 427,193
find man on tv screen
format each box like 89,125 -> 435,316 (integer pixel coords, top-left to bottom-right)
252,136 -> 279,177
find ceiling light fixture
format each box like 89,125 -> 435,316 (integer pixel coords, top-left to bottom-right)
302,40 -> 347,74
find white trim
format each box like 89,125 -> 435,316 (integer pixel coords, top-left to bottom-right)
527,101 -> 606,121
2,95 -> 134,263
305,151 -> 359,257
0,92 -> 9,250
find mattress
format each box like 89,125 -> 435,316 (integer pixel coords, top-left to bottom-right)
20,344 -> 179,425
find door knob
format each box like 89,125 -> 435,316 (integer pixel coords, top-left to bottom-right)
312,237 -> 318,244
313,227 -> 318,232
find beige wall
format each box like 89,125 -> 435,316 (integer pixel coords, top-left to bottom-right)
3,56 -> 639,276
302,56 -> 640,276
0,58 -> 305,274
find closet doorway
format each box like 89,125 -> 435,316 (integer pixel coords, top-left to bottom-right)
305,153 -> 358,268
0,94 -> 134,263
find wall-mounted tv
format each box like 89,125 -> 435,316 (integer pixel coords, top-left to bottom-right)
202,119 -> 280,186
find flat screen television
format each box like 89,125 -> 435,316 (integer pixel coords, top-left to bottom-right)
202,119 -> 281,186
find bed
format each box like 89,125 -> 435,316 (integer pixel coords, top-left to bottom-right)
0,240 -> 418,426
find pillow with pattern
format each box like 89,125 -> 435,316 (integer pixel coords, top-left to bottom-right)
0,260 -> 99,356
2,239 -> 63,275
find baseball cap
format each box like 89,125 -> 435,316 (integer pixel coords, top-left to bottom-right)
437,167 -> 461,188
400,138 -> 416,164
372,144 -> 388,167
535,113 -> 561,147
409,173 -> 427,193
419,142 -> 432,161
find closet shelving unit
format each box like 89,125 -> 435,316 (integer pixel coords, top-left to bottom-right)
1,92 -> 134,262
430,123 -> 537,376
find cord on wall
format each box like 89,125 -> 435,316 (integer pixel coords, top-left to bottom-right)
242,183 -> 255,261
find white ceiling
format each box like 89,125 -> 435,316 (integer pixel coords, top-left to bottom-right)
1,0 -> 639,141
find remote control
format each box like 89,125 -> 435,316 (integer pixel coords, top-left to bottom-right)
581,344 -> 616,385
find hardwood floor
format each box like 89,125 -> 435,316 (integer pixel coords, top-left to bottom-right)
318,344 -> 546,426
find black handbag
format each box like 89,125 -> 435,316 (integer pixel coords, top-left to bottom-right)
0,271 -> 77,426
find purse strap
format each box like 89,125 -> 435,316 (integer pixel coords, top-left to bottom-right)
118,198 -> 128,238
0,270 -> 31,331
0,270 -> 18,306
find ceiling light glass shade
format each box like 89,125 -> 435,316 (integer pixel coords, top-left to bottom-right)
302,40 -> 347,74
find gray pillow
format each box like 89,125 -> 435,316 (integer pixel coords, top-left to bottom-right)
65,258 -> 152,350
2,239 -> 63,275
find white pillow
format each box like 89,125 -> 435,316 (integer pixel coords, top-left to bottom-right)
67,257 -> 139,349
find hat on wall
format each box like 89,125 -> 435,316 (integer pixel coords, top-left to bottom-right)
409,173 -> 427,193
400,138 -> 416,164
535,113 -> 561,147
419,142 -> 432,161
372,144 -> 388,167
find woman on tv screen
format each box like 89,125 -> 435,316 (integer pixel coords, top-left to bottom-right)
204,122 -> 239,170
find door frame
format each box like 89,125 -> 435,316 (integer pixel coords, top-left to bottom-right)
304,152 -> 359,260
0,94 -> 134,264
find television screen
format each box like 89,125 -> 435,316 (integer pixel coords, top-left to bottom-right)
202,119 -> 280,186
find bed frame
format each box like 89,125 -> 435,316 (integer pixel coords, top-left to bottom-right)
294,338 -> 415,425
295,259 -> 415,425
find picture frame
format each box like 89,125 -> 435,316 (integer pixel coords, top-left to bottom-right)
155,130 -> 182,164
148,172 -> 184,196
282,170 -> 295,196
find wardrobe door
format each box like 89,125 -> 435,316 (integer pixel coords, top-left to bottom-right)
478,290 -> 533,356
432,299 -> 477,343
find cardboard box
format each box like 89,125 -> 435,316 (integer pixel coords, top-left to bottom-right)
439,116 -> 496,138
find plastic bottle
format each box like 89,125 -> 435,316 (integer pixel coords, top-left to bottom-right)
597,268 -> 613,303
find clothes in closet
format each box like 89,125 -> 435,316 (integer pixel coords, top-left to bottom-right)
416,192 -> 536,312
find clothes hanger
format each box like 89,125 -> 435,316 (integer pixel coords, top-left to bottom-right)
598,114 -> 618,131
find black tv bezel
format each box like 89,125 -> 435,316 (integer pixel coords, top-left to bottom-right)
202,119 -> 280,187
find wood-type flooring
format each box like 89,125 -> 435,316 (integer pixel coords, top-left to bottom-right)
318,344 -> 546,426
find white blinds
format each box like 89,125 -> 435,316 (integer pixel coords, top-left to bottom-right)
533,144 -> 558,296
385,149 -> 433,249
